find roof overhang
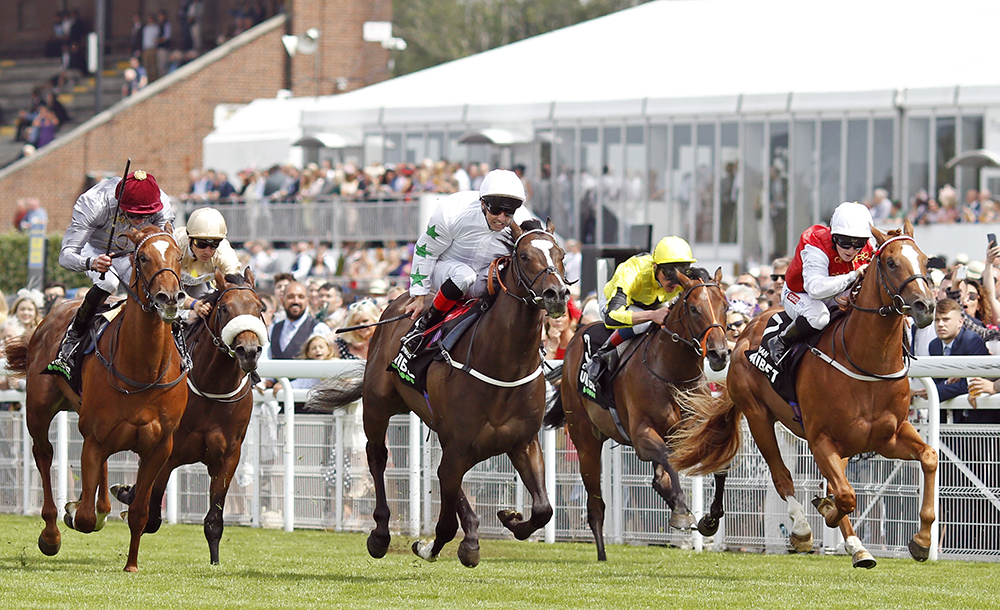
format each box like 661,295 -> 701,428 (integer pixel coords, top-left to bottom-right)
292,132 -> 361,149
456,128 -> 532,146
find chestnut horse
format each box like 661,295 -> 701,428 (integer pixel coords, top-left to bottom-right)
671,221 -> 937,568
4,225 -> 186,572
544,267 -> 730,561
111,268 -> 266,564
308,219 -> 569,567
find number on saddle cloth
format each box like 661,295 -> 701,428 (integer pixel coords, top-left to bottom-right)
746,312 -> 804,406
389,299 -> 485,393
576,324 -> 617,412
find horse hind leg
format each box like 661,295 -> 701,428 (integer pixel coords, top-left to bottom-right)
498,439 -> 553,541
698,471 -> 727,537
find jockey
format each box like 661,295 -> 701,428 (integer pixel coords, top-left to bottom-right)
400,169 -> 532,351
45,170 -> 175,380
767,201 -> 874,364
586,236 -> 696,379
174,207 -> 243,318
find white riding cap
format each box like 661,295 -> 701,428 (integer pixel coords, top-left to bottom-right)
829,201 -> 873,239
479,169 -> 526,202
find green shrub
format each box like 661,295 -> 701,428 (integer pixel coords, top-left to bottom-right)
0,231 -> 90,296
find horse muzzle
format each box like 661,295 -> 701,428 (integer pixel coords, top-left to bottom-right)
541,285 -> 569,318
908,296 -> 936,329
706,346 -> 729,372
152,290 -> 185,323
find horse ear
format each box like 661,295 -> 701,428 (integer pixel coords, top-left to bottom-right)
165,222 -> 174,234
509,220 -> 523,241
244,266 -> 256,289
714,267 -> 724,284
903,218 -> 915,237
215,268 -> 227,289
870,223 -> 887,245
546,216 -> 556,234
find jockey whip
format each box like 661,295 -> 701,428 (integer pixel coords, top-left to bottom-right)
335,312 -> 410,334
101,158 -> 131,280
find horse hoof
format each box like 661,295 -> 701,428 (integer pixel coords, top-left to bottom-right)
119,510 -> 129,521
63,505 -> 75,530
789,532 -> 814,553
457,541 -> 480,568
497,509 -> 523,529
697,515 -> 720,537
669,511 -> 696,530
37,534 -> 60,556
92,512 -> 109,532
411,540 -> 437,562
110,484 -> 132,504
908,539 -> 930,562
811,495 -> 839,526
366,532 -> 389,559
852,550 -> 877,569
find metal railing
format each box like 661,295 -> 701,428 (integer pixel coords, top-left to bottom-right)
2,357 -> 1000,561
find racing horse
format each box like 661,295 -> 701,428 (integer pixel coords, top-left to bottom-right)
4,225 -> 187,572
544,267 -> 730,561
670,221 -> 937,568
110,268 -> 267,564
308,218 -> 569,566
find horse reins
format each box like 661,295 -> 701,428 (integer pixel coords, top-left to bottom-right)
659,282 -> 726,358
825,235 -> 926,381
96,230 -> 188,394
187,285 -> 266,402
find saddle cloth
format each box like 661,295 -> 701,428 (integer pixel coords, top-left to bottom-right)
65,300 -> 124,393
575,324 -> 618,412
388,299 -> 488,393
745,311 -> 825,408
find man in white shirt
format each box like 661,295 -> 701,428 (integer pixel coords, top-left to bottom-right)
401,169 -> 530,350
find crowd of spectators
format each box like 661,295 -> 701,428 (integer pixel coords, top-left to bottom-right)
905,185 -> 1000,225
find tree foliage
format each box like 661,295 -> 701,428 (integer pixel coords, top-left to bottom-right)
0,232 -> 89,296
390,0 -> 652,77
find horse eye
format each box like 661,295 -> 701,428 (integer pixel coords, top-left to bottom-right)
886,258 -> 897,269
520,252 -> 529,261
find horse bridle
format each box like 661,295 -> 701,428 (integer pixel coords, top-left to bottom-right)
659,281 -> 726,358
118,231 -> 183,315
203,285 -> 264,358
849,235 -> 930,317
494,229 -> 570,309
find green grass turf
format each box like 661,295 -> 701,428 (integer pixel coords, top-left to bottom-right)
0,514 -> 997,609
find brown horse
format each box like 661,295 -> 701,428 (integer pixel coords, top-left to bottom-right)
110,268 -> 266,564
671,221 -> 937,568
4,225 -> 186,572
544,267 -> 730,561
308,218 -> 569,566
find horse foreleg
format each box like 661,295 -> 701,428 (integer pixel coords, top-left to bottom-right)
498,439 -> 553,540
633,426 -> 694,530
123,440 -> 173,573
455,489 -> 480,568
204,450 -> 241,565
66,438 -> 105,533
30,432 -> 61,555
413,446 -> 467,564
93,462 -> 111,532
809,437 -> 856,528
880,422 -> 937,562
698,471 -> 727,537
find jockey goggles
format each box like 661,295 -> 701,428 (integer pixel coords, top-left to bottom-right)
832,234 -> 869,250
192,238 -> 222,250
481,195 -> 522,216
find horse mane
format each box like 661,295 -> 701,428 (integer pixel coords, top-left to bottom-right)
200,273 -> 248,308
685,266 -> 711,282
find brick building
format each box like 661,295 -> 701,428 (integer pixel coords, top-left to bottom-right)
0,0 -> 391,232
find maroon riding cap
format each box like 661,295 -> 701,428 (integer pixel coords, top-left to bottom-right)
115,170 -> 163,214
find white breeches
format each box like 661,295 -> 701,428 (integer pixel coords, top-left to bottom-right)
430,259 -> 489,298
780,286 -> 834,331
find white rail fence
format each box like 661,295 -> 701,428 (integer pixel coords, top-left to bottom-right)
1,356 -> 999,561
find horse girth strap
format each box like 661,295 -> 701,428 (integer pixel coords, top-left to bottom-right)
95,320 -> 188,394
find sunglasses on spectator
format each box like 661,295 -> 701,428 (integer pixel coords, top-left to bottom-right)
964,292 -> 979,302
770,274 -> 785,282
192,238 -> 222,250
727,320 -> 747,331
832,235 -> 869,250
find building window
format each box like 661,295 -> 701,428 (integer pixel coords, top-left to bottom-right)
873,118 -> 894,197
935,116 -> 956,198
846,119 -> 868,204
907,117 -> 931,209
819,119 -> 842,224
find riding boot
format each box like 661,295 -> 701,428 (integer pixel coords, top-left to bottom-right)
401,281 -> 463,354
767,316 -> 814,365
44,287 -> 110,379
586,333 -> 623,380
400,306 -> 444,353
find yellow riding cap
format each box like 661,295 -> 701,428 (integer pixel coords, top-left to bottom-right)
652,236 -> 696,265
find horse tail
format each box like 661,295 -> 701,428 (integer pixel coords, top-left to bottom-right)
543,386 -> 566,429
305,365 -> 365,413
669,384 -> 742,475
3,336 -> 28,377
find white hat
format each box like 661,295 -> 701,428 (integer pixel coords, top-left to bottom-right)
829,202 -> 874,239
479,169 -> 526,202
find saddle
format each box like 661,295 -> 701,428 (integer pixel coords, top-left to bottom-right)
388,298 -> 489,393
575,324 -> 643,413
745,310 -> 842,408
